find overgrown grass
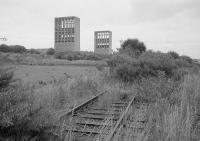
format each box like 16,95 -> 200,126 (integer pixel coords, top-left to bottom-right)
113,72 -> 200,141
0,66 -> 105,140
0,52 -> 107,66
143,73 -> 200,141
107,50 -> 198,82
54,51 -> 112,61
1,43 -> 199,141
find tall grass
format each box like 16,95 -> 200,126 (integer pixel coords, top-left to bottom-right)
114,72 -> 200,141
143,73 -> 200,141
0,52 -> 107,66
0,67 -> 105,140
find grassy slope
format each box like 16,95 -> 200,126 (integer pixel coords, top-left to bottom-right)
13,65 -> 98,83
1,51 -> 200,140
113,72 -> 200,141
0,52 -> 107,66
0,67 -> 108,140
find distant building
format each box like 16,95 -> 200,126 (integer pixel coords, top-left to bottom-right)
54,16 -> 80,52
94,31 -> 112,54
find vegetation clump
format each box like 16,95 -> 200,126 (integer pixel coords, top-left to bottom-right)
0,44 -> 42,55
105,39 -> 200,141
0,65 -> 102,140
46,48 -> 55,55
119,38 -> 146,58
54,51 -> 111,61
107,39 -> 197,82
0,44 -> 27,53
1,38 -> 199,140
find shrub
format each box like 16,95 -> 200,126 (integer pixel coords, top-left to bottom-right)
0,84 -> 38,140
66,54 -> 73,61
107,51 -> 181,81
54,51 -> 108,61
0,44 -> 26,53
46,48 -> 55,55
28,49 -> 40,54
135,72 -> 178,103
180,55 -> 193,64
175,58 -> 192,68
96,64 -> 104,71
143,74 -> 200,140
54,52 -> 65,59
106,54 -> 132,73
119,39 -> 146,58
0,67 -> 42,140
168,51 -> 180,59
84,53 -> 102,60
0,72 -> 105,140
69,77 -> 98,98
0,67 -> 14,91
138,51 -> 178,77
0,44 -> 10,52
114,62 -> 139,82
10,45 -> 26,53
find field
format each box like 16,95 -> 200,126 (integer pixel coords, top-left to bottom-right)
1,45 -> 200,141
0,52 -> 107,66
13,65 -> 99,83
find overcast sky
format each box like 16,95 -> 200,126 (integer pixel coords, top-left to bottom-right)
0,0 -> 200,58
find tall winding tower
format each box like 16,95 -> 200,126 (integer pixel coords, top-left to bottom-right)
54,16 -> 80,52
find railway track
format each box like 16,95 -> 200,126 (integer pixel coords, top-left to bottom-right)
55,90 -> 138,141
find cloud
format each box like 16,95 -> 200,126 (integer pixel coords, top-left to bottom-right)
130,0 -> 200,22
0,0 -> 200,58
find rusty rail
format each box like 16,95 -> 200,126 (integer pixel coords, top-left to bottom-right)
106,96 -> 135,141
59,90 -> 108,121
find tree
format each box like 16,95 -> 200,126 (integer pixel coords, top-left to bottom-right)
28,49 -> 40,54
180,55 -> 193,63
10,45 -> 27,53
119,39 -> 146,57
0,44 -> 26,53
0,67 -> 14,91
168,51 -> 180,59
0,44 -> 10,52
46,48 -> 55,55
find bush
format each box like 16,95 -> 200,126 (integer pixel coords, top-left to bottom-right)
28,49 -> 40,54
54,51 -> 109,61
168,51 -> 180,59
143,74 -> 200,140
0,44 -> 26,53
54,52 -> 67,60
0,84 -> 38,140
0,74 -> 102,140
180,55 -> 193,64
119,39 -> 146,58
0,67 -> 14,91
0,68 -> 38,140
108,51 -> 181,81
106,54 -> 132,73
0,44 -> 10,52
69,77 -> 98,99
138,51 -> 178,77
114,62 -> 139,82
136,72 -> 178,103
10,45 -> 26,53
46,48 -> 55,55
175,58 -> 192,68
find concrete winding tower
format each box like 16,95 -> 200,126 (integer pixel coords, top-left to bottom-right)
54,16 -> 80,52
94,31 -> 112,54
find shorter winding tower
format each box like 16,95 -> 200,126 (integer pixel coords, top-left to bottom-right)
94,31 -> 112,54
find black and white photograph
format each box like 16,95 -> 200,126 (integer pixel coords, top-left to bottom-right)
0,0 -> 200,140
